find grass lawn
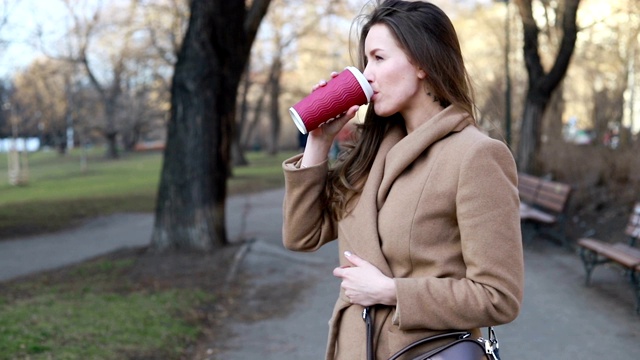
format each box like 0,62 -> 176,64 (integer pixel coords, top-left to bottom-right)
0,146 -> 296,359
0,147 -> 295,239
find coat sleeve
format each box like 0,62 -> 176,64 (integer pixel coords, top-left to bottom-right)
282,154 -> 338,252
394,138 -> 524,330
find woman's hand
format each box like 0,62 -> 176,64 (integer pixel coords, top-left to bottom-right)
332,251 -> 397,307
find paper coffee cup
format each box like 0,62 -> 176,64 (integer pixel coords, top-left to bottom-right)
289,66 -> 373,135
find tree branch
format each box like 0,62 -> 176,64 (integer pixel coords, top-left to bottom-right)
244,0 -> 272,44
515,0 -> 545,87
544,0 -> 580,94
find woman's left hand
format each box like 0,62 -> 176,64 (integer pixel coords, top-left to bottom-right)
332,251 -> 397,307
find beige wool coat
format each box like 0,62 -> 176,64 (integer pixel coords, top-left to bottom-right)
282,105 -> 524,360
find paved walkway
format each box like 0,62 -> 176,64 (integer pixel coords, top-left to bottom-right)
1,188 -> 639,359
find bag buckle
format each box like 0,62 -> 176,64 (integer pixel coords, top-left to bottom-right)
483,339 -> 498,360
483,327 -> 500,360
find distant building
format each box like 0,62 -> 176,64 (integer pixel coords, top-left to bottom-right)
623,51 -> 639,136
0,138 -> 40,152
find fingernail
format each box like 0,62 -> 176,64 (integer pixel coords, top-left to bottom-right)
344,251 -> 352,257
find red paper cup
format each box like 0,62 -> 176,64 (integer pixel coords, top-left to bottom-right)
289,66 -> 373,134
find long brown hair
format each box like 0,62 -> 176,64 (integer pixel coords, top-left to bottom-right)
326,0 -> 476,220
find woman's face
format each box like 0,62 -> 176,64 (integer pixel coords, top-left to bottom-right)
363,24 -> 426,118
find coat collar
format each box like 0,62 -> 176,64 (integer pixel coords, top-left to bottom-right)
340,105 -> 472,276
377,105 -> 471,208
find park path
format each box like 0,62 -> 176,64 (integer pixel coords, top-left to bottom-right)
1,188 -> 639,359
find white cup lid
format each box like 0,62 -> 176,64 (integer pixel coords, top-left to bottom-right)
289,107 -> 308,135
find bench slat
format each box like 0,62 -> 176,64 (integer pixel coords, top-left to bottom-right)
518,173 -> 541,204
577,203 -> 640,314
520,203 -> 556,223
518,173 -> 572,247
578,238 -> 613,254
612,243 -> 640,261
534,181 -> 571,213
578,238 -> 640,269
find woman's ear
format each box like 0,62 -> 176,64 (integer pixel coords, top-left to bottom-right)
417,68 -> 427,79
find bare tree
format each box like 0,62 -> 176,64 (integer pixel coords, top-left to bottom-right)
53,1 -> 124,158
119,0 -> 189,151
139,0 -> 190,84
232,0 -> 345,162
142,0 -> 188,57
49,0 -> 175,158
12,59 -> 70,151
119,61 -> 168,151
0,81 -> 14,138
266,0 -> 346,155
514,0 -> 581,173
150,0 -> 272,252
0,0 -> 13,48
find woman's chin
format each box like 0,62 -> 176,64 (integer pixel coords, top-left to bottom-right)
373,105 -> 393,118
375,110 -> 396,118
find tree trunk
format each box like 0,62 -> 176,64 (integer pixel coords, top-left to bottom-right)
515,0 -> 581,174
104,100 -> 120,159
518,95 -> 547,174
243,91 -> 267,150
231,141 -> 248,167
150,0 -> 271,252
233,64 -> 251,167
267,56 -> 282,155
105,132 -> 119,159
544,83 -> 565,145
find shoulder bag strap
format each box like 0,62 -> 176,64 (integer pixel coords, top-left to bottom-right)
363,306 -> 499,360
364,307 -> 374,360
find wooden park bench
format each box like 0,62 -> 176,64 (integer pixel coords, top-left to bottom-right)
577,202 -> 640,314
518,173 -> 572,246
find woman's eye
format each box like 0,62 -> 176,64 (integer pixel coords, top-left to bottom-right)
375,55 -> 383,61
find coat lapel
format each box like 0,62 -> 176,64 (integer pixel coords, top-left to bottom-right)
339,106 -> 471,276
338,124 -> 403,276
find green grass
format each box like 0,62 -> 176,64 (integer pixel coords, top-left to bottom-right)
0,258 -> 209,359
0,146 -> 297,359
0,147 -> 295,238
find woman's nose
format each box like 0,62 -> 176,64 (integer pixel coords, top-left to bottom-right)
363,65 -> 373,83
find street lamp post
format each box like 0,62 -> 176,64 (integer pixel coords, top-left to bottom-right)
3,101 -> 28,185
504,0 -> 512,146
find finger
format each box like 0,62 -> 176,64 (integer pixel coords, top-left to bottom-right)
328,105 -> 359,129
333,266 -> 348,278
345,250 -> 373,269
330,71 -> 339,78
312,79 -> 327,91
344,291 -> 353,303
344,105 -> 360,119
325,113 -> 351,131
342,281 -> 352,294
343,250 -> 363,267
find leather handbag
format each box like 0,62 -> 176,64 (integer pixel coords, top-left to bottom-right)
363,307 -> 500,360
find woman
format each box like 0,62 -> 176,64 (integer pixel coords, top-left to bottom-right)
282,1 -> 524,359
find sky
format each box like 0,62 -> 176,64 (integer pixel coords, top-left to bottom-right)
0,0 -> 494,79
0,0 -> 69,78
